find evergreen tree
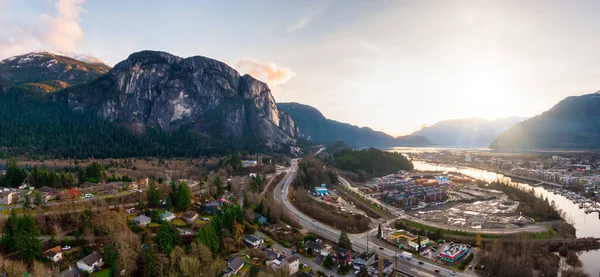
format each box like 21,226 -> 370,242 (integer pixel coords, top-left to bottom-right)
23,194 -> 30,209
177,183 -> 192,211
265,206 -> 272,223
214,176 -> 223,196
1,209 -> 19,252
105,244 -> 120,277
338,231 -> 352,250
142,244 -> 158,277
155,222 -> 177,254
323,255 -> 334,268
243,195 -> 249,208
34,191 -> 42,206
16,215 -> 42,265
148,180 -> 160,207
196,224 -> 220,254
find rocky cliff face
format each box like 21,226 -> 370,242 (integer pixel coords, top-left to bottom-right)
56,50 -> 297,150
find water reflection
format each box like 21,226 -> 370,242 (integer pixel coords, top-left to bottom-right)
412,161 -> 600,276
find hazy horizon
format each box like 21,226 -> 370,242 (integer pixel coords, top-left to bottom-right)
2,0 -> 600,136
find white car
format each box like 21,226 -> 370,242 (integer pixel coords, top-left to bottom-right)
62,246 -> 71,251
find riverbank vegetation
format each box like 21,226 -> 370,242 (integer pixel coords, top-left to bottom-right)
478,181 -> 562,222
478,240 -> 599,277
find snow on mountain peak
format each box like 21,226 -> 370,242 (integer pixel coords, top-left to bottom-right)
35,50 -> 108,66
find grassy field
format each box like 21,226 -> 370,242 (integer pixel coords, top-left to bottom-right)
148,222 -> 160,228
91,269 -> 110,277
171,218 -> 188,227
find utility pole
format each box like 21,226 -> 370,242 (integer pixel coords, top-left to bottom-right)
367,232 -> 369,253
395,245 -> 398,269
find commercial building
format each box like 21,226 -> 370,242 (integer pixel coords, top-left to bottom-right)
385,229 -> 429,250
439,246 -> 468,263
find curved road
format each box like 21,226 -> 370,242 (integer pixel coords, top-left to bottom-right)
274,158 -> 472,277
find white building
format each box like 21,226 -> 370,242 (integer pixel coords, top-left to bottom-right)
0,191 -> 16,205
132,215 -> 152,227
284,255 -> 300,275
244,234 -> 264,248
77,252 -> 104,273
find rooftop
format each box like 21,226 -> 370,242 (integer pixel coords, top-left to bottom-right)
80,251 -> 102,266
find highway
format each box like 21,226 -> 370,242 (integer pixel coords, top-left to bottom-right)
273,158 -> 472,277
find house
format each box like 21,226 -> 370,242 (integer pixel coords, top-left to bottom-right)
244,234 -> 264,248
353,252 -> 376,269
160,211 -> 175,222
262,248 -> 280,266
304,240 -> 326,255
183,211 -> 198,223
44,246 -> 63,263
0,191 -> 16,205
335,247 -> 351,265
224,256 -> 245,277
59,265 -> 82,277
202,202 -> 220,213
132,215 -> 152,227
39,186 -> 60,201
77,251 -> 104,273
283,255 -> 300,275
242,160 -> 258,168
367,258 -> 394,277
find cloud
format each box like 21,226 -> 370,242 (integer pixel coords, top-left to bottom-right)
0,0 -> 86,59
236,59 -> 296,88
286,17 -> 309,33
42,0 -> 85,51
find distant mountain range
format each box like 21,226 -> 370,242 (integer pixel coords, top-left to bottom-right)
412,117 -> 527,147
491,92 -> 600,150
278,102 -> 432,147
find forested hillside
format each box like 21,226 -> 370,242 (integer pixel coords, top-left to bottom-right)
0,89 -> 229,159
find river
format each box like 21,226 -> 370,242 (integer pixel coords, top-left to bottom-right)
411,161 -> 600,276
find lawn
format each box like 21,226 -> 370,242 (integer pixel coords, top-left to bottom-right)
91,269 -> 110,277
194,219 -> 209,226
240,264 -> 251,273
171,218 -> 188,227
1,208 -> 23,215
148,222 -> 160,228
126,214 -> 136,221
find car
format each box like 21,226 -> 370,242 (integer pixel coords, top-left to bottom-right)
62,246 -> 71,251
450,271 -> 457,275
418,261 -> 424,265
468,265 -> 473,270
379,247 -> 384,250
312,219 -> 315,222
201,217 -> 210,221
434,269 -> 440,273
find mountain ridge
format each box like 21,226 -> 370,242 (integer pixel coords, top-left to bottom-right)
491,93 -> 600,150
411,116 -> 527,147
278,102 -> 432,147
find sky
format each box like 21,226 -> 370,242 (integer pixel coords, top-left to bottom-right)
2,0 -> 600,136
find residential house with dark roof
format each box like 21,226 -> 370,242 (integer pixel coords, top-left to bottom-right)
262,248 -> 280,266
77,251 -> 104,273
224,256 -> 245,277
183,211 -> 198,223
244,234 -> 264,248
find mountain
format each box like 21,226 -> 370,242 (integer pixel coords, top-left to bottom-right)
411,117 -> 526,147
491,93 -> 600,150
0,51 -> 110,92
278,102 -> 432,147
53,50 -> 297,150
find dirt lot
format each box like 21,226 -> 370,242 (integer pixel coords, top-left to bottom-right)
407,195 -> 535,230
